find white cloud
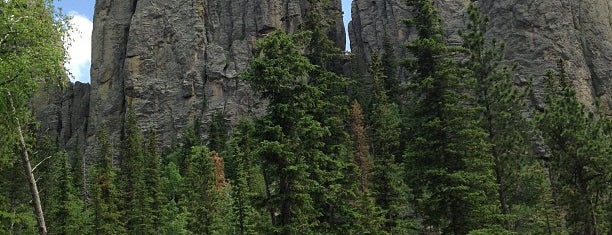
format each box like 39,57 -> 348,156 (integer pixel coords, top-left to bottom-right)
64,12 -> 92,83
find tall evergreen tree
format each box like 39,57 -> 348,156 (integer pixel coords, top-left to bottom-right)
403,0 -> 501,233
143,130 -> 164,234
244,30 -> 320,233
537,62 -> 611,235
119,108 -> 151,234
46,151 -> 92,235
227,118 -> 273,234
349,99 -> 386,234
183,146 -> 236,234
368,53 -> 418,233
160,162 -> 190,235
183,145 -> 211,234
302,1 -> 363,231
71,135 -> 88,205
381,37 -> 402,104
208,111 -> 229,152
461,3 -> 554,233
91,126 -> 125,235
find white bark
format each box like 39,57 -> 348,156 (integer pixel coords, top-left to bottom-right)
8,92 -> 47,235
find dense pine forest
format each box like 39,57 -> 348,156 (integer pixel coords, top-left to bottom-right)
1,0 -> 611,234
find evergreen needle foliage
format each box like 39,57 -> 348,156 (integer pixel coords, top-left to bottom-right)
2,1 -> 609,235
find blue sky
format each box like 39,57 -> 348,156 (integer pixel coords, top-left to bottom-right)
54,0 -> 352,83
54,0 -> 95,83
341,0 -> 352,50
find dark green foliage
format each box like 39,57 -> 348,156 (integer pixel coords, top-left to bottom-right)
349,100 -> 387,234
381,37 -> 402,104
461,3 -> 553,233
183,146 -> 212,234
91,127 -> 125,235
183,146 -> 235,234
119,109 -> 151,234
302,3 -> 362,231
46,151 -> 92,235
537,63 -> 611,235
160,162 -> 190,234
209,111 -> 229,152
226,119 -> 273,234
301,0 -> 345,71
71,136 -> 87,204
245,30 -> 320,233
0,157 -> 38,234
143,130 -> 164,234
5,1 -> 610,235
245,29 -> 364,233
404,0 -> 501,233
368,53 -> 419,233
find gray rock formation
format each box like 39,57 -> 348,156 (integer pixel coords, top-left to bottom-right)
88,0 -> 344,153
34,0 -> 611,156
32,82 -> 90,151
348,0 -> 612,112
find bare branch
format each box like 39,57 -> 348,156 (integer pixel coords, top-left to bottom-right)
32,155 -> 53,172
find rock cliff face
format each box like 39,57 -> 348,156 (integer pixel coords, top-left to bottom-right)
349,0 -> 612,112
35,0 -> 611,154
32,82 -> 90,151
83,0 -> 344,153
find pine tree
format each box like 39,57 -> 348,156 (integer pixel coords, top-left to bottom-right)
302,1 -> 363,231
461,3 -> 553,233
368,53 -> 419,233
160,162 -> 190,235
349,100 -> 387,234
404,0 -> 501,233
0,163 -> 38,234
227,118 -> 273,234
381,37 -> 402,104
71,135 -> 88,205
183,145 -> 212,234
46,151 -> 92,235
91,126 -> 125,235
143,130 -> 164,234
119,108 -> 151,234
183,146 -> 236,234
244,30 -> 321,233
208,151 -> 237,235
536,62 -> 611,235
208,111 -> 229,152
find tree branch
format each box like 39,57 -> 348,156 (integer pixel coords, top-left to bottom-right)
32,155 -> 53,172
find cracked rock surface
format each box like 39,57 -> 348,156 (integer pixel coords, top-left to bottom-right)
34,0 -> 610,156
37,0 -> 345,155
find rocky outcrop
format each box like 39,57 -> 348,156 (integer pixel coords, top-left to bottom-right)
482,0 -> 612,111
34,0 -> 611,155
85,0 -> 345,152
348,0 -> 612,112
32,82 -> 90,151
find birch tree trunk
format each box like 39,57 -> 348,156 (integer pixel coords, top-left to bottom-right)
8,93 -> 47,235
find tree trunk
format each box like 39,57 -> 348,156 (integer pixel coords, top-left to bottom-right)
9,94 -> 48,235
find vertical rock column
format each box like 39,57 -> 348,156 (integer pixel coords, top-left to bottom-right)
87,0 -> 346,151
89,0 -> 138,150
